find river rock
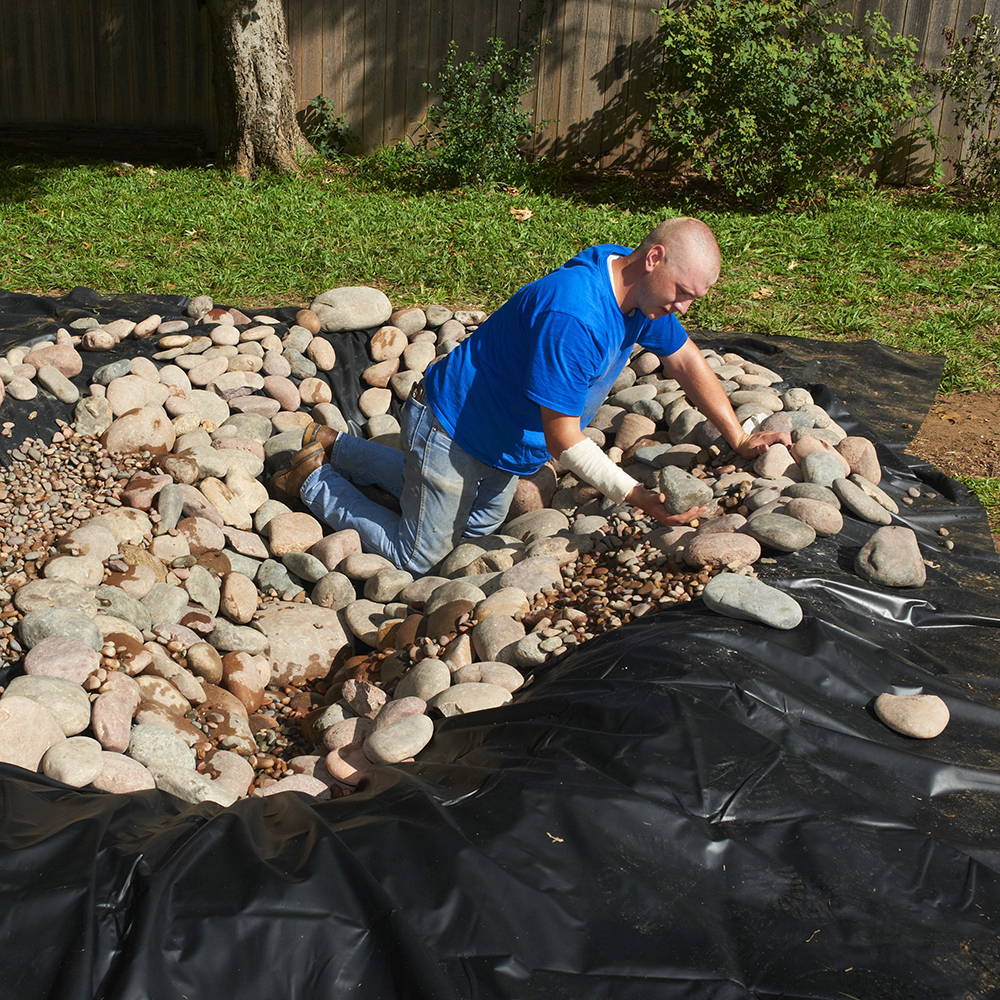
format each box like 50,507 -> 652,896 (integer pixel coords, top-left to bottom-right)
833,478 -> 893,525
4,675 -> 91,736
23,635 -> 100,684
855,526 -> 926,588
838,436 -> 881,484
873,693 -> 949,738
363,713 -> 434,764
742,514 -> 816,552
783,497 -> 844,536
498,556 -> 560,598
311,286 -> 393,332
656,466 -> 714,514
470,615 -> 524,662
394,658 -> 451,701
19,608 -> 102,651
427,682 -> 512,717
41,735 -> 104,787
702,573 -> 803,629
103,405 -> 176,455
91,751 -> 156,793
254,602 -> 350,684
684,532 -> 761,569
0,695 -> 66,771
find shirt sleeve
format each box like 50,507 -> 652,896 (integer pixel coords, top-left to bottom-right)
637,313 -> 688,357
522,310 -> 605,417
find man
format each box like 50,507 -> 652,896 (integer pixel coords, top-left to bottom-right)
273,217 -> 789,574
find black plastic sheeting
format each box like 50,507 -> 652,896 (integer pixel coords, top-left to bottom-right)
0,288 -> 999,1000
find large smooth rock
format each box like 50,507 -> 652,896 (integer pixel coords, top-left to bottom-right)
23,635 -> 100,684
19,608 -> 102,652
4,675 -> 91,736
655,466 -> 714,514
832,478 -> 893,525
855,526 -> 926,588
702,573 -> 803,630
742,514 -> 816,553
0,695 -> 65,771
254,602 -> 350,685
311,286 -> 393,333
394,659 -> 451,701
363,713 -> 434,764
41,735 -> 104,787
873,693 -> 949,738
427,682 -> 512,717
684,532 -> 761,570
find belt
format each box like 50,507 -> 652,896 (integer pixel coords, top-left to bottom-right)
411,380 -> 426,403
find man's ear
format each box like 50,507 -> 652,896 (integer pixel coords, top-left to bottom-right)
645,243 -> 666,272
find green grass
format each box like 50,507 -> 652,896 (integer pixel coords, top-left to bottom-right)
960,477 -> 1000,539
1,154 -> 998,395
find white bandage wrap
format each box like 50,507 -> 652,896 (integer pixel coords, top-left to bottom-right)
559,438 -> 639,505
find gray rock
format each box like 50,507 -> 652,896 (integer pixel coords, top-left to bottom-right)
427,682 -> 512,717
702,573 -> 803,630
655,466 -> 714,514
282,551 -> 330,584
364,713 -> 434,764
424,580 -> 487,615
311,286 -> 393,333
93,358 -> 133,385
142,583 -> 190,625
855,526 -> 926,588
394,658 -> 452,701
95,585 -> 153,632
503,508 -> 570,543
19,608 -> 102,651
470,615 -> 525,662
14,579 -> 99,617
73,395 -> 115,437
207,620 -> 270,655
256,559 -> 303,598
848,474 -> 899,514
800,452 -> 847,488
311,571 -> 356,610
497,556 -> 561,598
832,478 -> 893,525
364,568 -> 414,603
184,565 -> 221,615
781,482 -> 841,508
742,513 -> 816,552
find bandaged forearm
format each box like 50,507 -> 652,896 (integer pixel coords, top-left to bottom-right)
558,438 -> 639,505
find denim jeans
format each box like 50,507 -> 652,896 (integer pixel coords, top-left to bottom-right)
300,396 -> 518,575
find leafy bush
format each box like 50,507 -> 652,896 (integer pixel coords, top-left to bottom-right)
416,37 -> 540,187
302,95 -> 354,160
932,14 -> 1000,191
646,0 -> 932,202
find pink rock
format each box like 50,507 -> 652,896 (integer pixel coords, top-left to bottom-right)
102,406 -> 176,455
372,696 -> 427,732
298,377 -> 332,405
505,463 -> 558,520
177,516 -> 226,555
266,512 -> 324,556
684,532 -> 761,569
205,748 -> 255,802
324,745 -> 371,786
257,773 -> 331,797
229,395 -> 281,417
222,651 -> 271,713
342,679 -> 387,718
362,359 -> 399,388
262,375 -> 300,411
308,529 -> 362,570
321,716 -> 373,752
305,337 -> 336,371
0,695 -> 65,771
369,326 -> 407,362
254,602 -> 350,685
358,387 -> 391,417
91,751 -> 156,793
614,413 -> 657,452
106,374 -> 170,416
837,436 -> 881,485
91,682 -> 142,752
220,572 -> 259,624
121,471 -> 172,510
23,635 -> 100,684
213,436 -> 265,461
24,342 -> 82,378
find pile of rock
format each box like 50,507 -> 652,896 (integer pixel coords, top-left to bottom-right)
0,287 -> 951,802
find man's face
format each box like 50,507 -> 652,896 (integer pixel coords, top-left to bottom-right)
636,254 -> 717,321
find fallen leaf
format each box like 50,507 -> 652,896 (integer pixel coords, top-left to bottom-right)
546,831 -> 564,843
503,185 -> 521,195
510,207 -> 534,222
749,286 -> 774,300
787,260 -> 799,270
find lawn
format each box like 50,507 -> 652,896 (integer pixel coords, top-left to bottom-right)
0,153 -> 997,534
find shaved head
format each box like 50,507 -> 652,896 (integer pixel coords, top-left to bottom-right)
636,217 -> 721,280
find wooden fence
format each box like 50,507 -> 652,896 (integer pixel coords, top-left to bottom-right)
0,0 -> 996,179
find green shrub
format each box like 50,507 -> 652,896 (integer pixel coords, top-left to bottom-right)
416,37 -> 540,187
302,95 -> 354,160
932,14 -> 1000,191
646,0 -> 932,202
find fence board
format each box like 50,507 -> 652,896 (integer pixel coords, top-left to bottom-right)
1,0 -> 999,179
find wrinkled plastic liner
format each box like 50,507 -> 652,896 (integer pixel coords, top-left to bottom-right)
0,288 -> 998,1000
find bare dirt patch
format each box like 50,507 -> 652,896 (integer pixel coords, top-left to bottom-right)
909,391 -> 1000,479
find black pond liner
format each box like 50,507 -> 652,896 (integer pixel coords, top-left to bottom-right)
0,288 -> 998,1000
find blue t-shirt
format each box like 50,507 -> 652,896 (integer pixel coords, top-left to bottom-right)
423,244 -> 688,475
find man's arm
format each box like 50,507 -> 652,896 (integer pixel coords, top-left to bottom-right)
539,406 -> 705,527
659,340 -> 790,458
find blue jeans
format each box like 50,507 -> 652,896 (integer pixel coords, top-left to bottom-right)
300,396 -> 518,575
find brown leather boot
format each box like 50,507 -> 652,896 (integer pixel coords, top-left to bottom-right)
270,441 -> 326,500
302,421 -> 339,450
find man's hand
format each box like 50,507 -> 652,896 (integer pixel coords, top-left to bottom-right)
734,430 -> 792,459
626,485 -> 706,527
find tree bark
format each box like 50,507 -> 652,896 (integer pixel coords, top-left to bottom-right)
205,0 -> 314,175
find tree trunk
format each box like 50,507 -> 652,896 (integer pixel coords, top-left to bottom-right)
205,0 -> 314,175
